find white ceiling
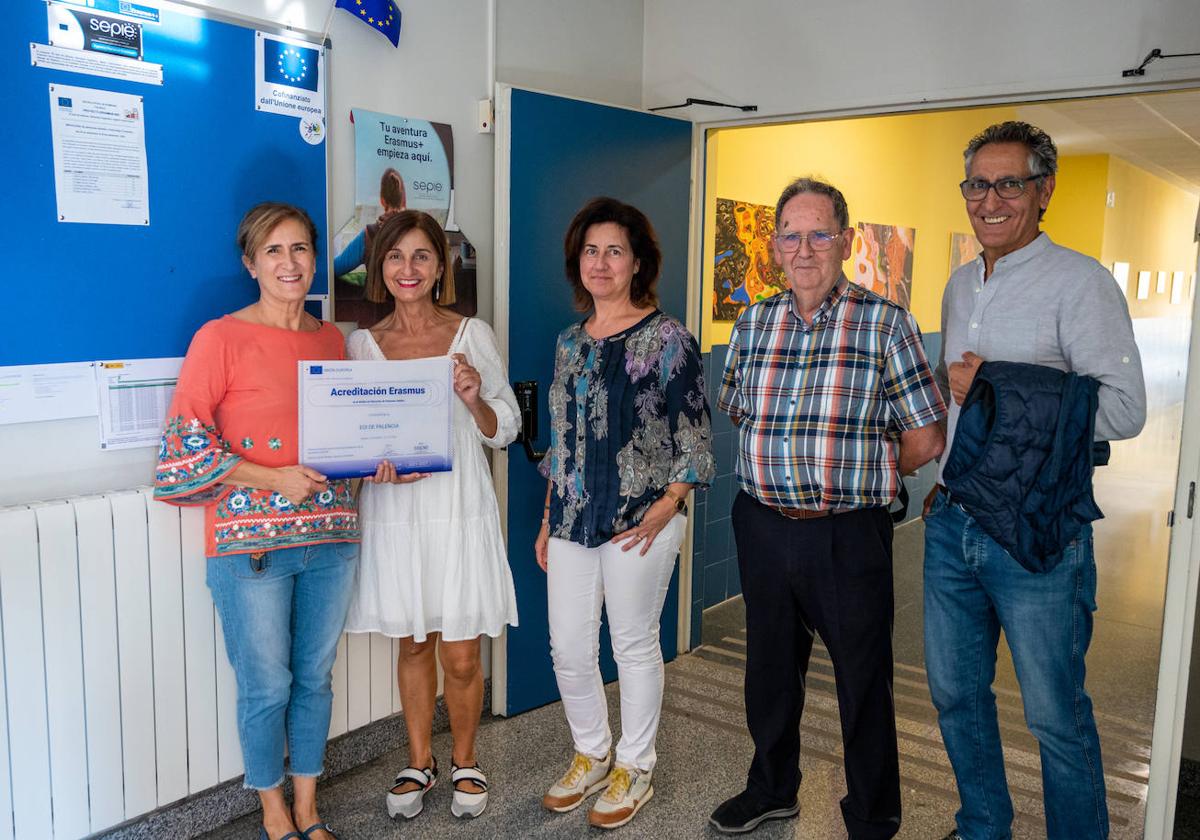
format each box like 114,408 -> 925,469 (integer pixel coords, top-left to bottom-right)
1018,89 -> 1200,196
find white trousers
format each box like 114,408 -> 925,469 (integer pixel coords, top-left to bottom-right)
546,514 -> 685,772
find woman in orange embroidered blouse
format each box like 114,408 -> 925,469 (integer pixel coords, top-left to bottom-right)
154,203 -> 358,840
154,309 -> 358,554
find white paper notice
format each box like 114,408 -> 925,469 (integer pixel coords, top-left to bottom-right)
0,362 -> 99,425
95,357 -> 182,450
49,83 -> 150,225
31,42 -> 163,85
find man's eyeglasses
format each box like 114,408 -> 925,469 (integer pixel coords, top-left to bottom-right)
774,230 -> 844,253
959,175 -> 1045,201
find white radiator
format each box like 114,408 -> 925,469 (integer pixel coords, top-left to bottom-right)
0,489 -> 406,839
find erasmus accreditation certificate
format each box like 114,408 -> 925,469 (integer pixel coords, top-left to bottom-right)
298,358 -> 453,479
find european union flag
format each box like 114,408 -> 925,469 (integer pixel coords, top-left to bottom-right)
335,0 -> 402,47
263,38 -> 320,91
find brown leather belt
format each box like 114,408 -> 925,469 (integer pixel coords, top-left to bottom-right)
767,504 -> 837,520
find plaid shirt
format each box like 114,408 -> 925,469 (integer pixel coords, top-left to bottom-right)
717,278 -> 945,510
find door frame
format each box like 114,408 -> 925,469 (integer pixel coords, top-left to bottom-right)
688,77 -> 1200,838
489,83 -> 513,717
1153,247 -> 1200,838
489,83 -> 699,715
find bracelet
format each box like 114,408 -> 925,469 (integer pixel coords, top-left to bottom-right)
663,487 -> 687,513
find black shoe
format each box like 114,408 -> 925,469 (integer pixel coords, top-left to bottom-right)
939,831 -> 964,840
709,788 -> 800,834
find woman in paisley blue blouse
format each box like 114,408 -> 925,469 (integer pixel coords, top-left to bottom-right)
535,197 -> 715,830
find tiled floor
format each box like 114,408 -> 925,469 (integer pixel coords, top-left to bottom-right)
203,408 -> 1177,839
200,630 -> 969,840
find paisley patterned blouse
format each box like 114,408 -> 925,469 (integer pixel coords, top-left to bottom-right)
153,316 -> 358,557
539,310 -> 715,547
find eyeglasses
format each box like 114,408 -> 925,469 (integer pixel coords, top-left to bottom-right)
774,230 -> 844,253
959,175 -> 1045,201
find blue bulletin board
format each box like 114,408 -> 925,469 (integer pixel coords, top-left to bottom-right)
1,1 -> 330,367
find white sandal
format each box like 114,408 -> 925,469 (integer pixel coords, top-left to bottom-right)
449,764 -> 489,819
386,760 -> 437,819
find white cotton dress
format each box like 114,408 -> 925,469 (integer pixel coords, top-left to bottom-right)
343,318 -> 520,641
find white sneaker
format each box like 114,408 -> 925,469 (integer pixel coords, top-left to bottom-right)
541,751 -> 611,813
588,765 -> 653,829
386,762 -> 437,819
449,764 -> 488,819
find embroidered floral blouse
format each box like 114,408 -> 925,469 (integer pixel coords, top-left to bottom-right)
539,311 -> 715,547
154,316 -> 358,557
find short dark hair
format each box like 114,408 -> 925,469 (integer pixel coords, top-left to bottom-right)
774,177 -> 850,230
379,167 -> 406,211
236,202 -> 319,259
365,210 -> 456,306
963,121 -> 1058,177
563,197 -> 661,311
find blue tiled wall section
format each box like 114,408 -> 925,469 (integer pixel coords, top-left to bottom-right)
690,345 -> 740,648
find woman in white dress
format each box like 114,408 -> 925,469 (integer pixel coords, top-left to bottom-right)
343,210 -> 519,821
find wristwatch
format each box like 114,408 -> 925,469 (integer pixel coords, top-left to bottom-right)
664,488 -> 687,513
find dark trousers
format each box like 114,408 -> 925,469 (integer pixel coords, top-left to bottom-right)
733,491 -> 901,840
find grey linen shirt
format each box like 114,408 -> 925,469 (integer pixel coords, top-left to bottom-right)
935,232 -> 1146,482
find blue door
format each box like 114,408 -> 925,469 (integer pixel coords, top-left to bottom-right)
496,88 -> 693,715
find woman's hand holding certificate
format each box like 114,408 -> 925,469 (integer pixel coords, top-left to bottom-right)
297,357 -> 454,479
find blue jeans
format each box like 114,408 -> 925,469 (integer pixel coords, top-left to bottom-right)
923,490 -> 1107,840
207,541 -> 358,790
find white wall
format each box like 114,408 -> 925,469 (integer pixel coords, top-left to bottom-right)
1,0 -> 645,507
642,0 -> 1200,119
497,0 -> 644,108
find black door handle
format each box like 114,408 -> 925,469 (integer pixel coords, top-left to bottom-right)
513,380 -> 547,462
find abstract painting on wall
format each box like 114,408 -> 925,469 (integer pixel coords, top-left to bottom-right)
852,222 -> 915,309
949,232 -> 982,275
713,198 -> 788,322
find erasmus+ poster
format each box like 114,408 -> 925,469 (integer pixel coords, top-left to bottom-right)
333,109 -> 476,325
353,110 -> 451,221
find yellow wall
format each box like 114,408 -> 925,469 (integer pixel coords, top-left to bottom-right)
1042,154 -> 1108,260
703,112 -> 1199,350
703,106 -> 1019,349
1101,156 -> 1200,319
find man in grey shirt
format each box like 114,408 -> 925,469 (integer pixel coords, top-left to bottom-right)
923,121 -> 1146,840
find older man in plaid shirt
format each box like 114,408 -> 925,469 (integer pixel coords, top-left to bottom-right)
709,178 -> 946,838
